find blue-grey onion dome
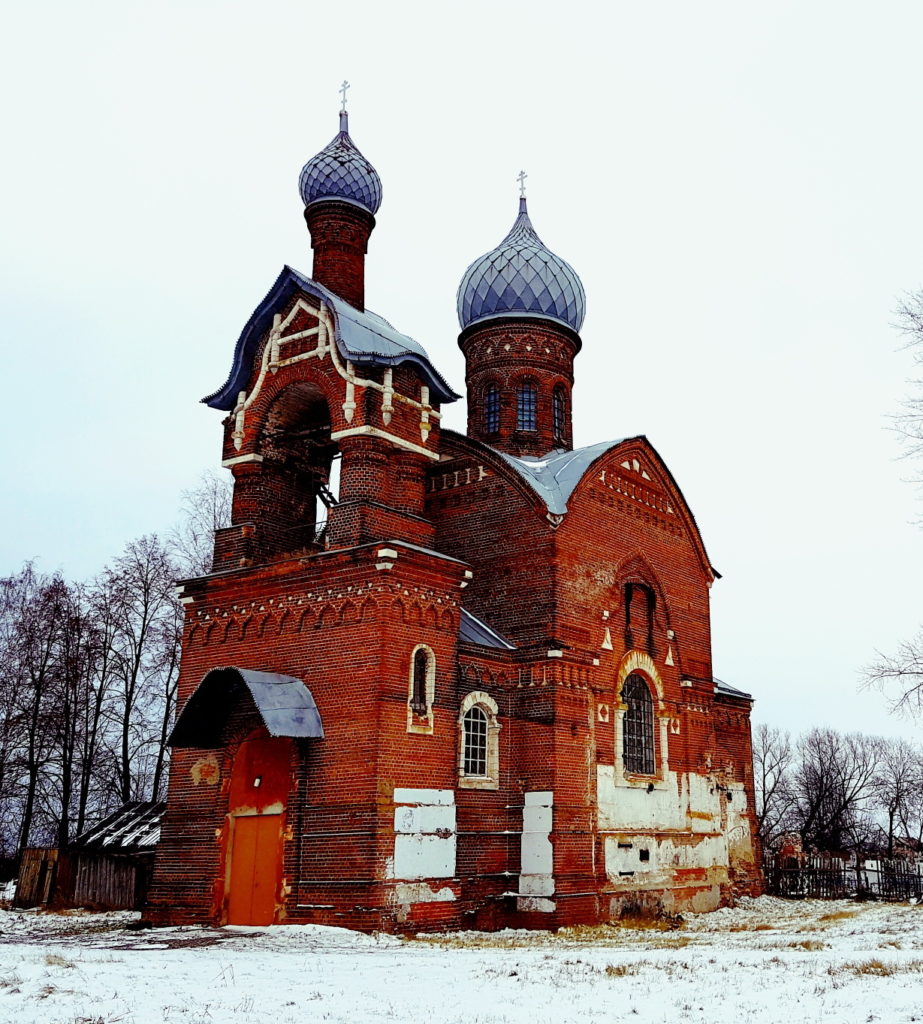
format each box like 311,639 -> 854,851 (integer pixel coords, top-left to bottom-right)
298,112 -> 382,215
457,198 -> 586,332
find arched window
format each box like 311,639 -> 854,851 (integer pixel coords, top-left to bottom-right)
517,382 -> 537,431
622,674 -> 655,774
411,649 -> 429,714
552,386 -> 566,440
462,706 -> 488,776
458,691 -> 500,789
484,385 -> 500,433
407,645 -> 436,734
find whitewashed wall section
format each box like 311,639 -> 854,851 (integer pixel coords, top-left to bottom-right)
387,788 -> 457,919
518,791 -> 555,913
597,767 -> 752,910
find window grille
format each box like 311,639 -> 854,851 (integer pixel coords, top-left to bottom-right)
410,649 -> 429,714
517,383 -> 537,431
484,386 -> 500,433
552,387 -> 566,439
462,706 -> 488,776
622,674 -> 655,774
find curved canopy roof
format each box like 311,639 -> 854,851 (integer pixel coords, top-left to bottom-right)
169,667 -> 324,748
203,267 -> 459,410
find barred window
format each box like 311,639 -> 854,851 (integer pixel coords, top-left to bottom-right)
622,674 -> 655,774
552,386 -> 566,440
484,385 -> 500,433
462,706 -> 488,776
517,383 -> 537,431
411,648 -> 429,714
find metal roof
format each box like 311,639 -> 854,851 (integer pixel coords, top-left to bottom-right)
457,197 -> 586,333
170,667 -> 324,747
459,608 -> 516,649
203,267 -> 459,410
497,439 -> 627,515
714,677 -> 752,700
298,111 -> 382,215
72,801 -> 165,852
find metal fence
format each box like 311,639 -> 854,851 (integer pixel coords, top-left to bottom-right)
764,852 -> 923,900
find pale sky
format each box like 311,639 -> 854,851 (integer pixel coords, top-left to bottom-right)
3,1 -> 923,740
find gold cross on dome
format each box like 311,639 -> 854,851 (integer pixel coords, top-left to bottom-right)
517,170 -> 528,198
339,80 -> 350,112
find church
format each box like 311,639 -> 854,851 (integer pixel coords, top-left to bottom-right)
146,94 -> 761,931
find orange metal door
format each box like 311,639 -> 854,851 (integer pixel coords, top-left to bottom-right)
227,814 -> 281,925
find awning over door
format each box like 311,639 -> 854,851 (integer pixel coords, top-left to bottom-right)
169,666 -> 324,748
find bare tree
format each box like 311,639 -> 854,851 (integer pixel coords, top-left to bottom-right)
792,728 -> 883,853
752,723 -> 796,848
99,536 -> 181,804
864,293 -> 923,714
873,738 -> 923,856
168,469 -> 232,577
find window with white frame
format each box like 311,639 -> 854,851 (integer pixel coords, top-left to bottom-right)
458,691 -> 500,789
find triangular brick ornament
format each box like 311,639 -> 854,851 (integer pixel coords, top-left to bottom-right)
665,644 -> 674,666
601,627 -> 613,651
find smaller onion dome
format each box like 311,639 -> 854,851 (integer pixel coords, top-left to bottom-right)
298,111 -> 382,215
457,197 -> 586,333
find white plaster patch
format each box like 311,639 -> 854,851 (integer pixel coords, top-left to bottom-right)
394,788 -> 454,806
519,791 -> 554,907
390,882 -> 456,905
388,789 -> 456,880
517,896 -> 556,913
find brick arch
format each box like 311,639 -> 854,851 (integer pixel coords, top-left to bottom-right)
438,607 -> 455,632
615,650 -> 665,710
340,600 -> 358,625
297,607 -> 316,632
359,597 -> 378,622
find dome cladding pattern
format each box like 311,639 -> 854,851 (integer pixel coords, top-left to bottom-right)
457,198 -> 586,333
298,113 -> 382,215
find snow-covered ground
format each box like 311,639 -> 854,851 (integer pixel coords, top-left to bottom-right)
0,897 -> 921,1024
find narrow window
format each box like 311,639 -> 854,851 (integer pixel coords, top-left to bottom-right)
517,383 -> 537,431
484,385 -> 500,433
411,648 -> 429,714
552,386 -> 566,440
622,674 -> 655,774
462,706 -> 489,776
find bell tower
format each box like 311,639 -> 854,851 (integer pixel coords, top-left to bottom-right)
456,178 -> 586,458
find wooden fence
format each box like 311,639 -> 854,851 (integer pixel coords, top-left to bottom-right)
764,852 -> 923,900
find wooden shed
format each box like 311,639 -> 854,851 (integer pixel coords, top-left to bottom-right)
15,801 -> 165,910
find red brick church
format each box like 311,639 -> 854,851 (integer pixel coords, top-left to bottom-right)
147,96 -> 760,931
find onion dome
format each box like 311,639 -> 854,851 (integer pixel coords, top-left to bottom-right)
298,111 -> 382,215
457,196 -> 586,332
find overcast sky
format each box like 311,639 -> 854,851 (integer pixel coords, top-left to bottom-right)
3,1 -> 923,740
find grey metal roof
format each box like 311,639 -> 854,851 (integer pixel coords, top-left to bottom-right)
203,267 -> 459,410
298,111 -> 382,215
714,677 -> 752,700
72,801 -> 165,852
457,197 -> 586,333
497,439 -> 627,516
459,608 -> 516,649
170,667 -> 324,747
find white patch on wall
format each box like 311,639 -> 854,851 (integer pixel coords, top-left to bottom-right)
387,789 -> 456,880
518,791 -> 555,912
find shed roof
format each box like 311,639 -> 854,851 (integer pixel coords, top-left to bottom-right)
72,801 -> 165,852
203,266 -> 459,409
714,677 -> 752,700
459,608 -> 516,649
170,667 -> 324,748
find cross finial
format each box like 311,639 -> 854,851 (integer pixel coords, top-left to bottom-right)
339,80 -> 350,112
517,170 -> 528,199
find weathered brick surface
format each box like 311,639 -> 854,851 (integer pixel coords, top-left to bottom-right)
148,168 -> 760,932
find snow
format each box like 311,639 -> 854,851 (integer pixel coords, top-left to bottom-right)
0,898 -> 922,1023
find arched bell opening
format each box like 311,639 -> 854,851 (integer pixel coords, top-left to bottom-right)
257,381 -> 340,557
